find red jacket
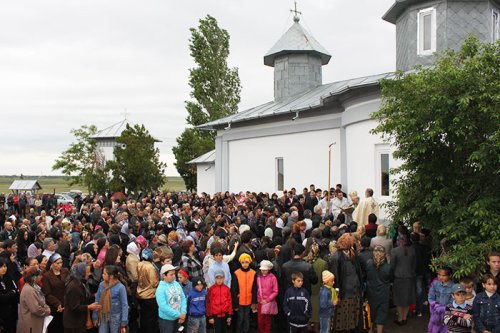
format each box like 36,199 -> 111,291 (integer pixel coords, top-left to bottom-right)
206,283 -> 233,319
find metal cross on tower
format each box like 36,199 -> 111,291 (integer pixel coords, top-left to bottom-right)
290,1 -> 302,23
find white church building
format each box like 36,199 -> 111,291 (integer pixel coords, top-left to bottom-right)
190,0 -> 500,218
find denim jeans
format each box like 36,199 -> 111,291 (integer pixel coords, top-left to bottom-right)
99,314 -> 122,333
319,317 -> 331,333
158,318 -> 178,333
187,315 -> 206,333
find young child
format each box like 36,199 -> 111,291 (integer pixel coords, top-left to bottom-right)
207,248 -> 231,288
443,284 -> 473,332
187,277 -> 207,333
207,270 -> 233,333
319,270 -> 338,333
256,260 -> 278,333
93,265 -> 129,333
178,269 -> 192,297
428,267 -> 454,333
459,277 -> 476,306
231,253 -> 257,333
472,273 -> 500,333
283,272 -> 312,333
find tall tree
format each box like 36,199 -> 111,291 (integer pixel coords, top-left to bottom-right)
52,125 -> 108,194
173,14 -> 241,190
107,124 -> 166,194
372,37 -> 500,278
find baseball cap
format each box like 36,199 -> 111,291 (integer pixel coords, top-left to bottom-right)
451,283 -> 466,294
160,264 -> 178,276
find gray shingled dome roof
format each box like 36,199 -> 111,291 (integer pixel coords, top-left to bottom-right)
263,22 -> 331,66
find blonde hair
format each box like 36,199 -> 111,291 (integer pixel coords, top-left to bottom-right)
376,224 -> 387,236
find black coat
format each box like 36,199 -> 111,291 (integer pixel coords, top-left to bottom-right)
0,273 -> 20,325
282,258 -> 318,295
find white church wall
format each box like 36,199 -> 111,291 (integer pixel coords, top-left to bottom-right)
345,119 -> 402,223
227,128 -> 341,194
196,163 -> 215,195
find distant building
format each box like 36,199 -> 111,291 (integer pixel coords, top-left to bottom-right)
92,119 -> 161,164
190,0 -> 500,221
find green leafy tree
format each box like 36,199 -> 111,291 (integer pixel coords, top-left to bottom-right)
52,125 -> 108,194
107,124 -> 166,194
173,15 -> 241,190
372,37 -> 500,278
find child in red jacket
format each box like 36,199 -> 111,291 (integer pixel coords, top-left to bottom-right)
207,269 -> 233,333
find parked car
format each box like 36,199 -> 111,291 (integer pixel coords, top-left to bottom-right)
56,193 -> 74,205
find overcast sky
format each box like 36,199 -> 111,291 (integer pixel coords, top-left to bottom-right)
0,0 -> 396,176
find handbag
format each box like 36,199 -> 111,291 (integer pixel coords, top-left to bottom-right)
257,276 -> 278,315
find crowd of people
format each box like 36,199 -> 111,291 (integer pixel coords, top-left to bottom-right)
0,185 -> 498,333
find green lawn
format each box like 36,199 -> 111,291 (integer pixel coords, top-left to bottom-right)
0,176 -> 186,194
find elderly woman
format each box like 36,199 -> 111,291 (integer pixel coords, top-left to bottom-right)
328,233 -> 363,333
42,253 -> 70,333
18,266 -> 52,333
63,262 -> 101,333
365,245 -> 392,333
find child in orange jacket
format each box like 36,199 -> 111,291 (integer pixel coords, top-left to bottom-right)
231,253 -> 257,333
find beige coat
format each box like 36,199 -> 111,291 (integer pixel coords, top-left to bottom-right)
17,283 -> 51,333
137,261 -> 159,299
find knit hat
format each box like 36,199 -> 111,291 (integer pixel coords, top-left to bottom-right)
239,253 -> 252,263
322,270 -> 335,284
264,228 -> 273,239
178,269 -> 189,279
259,260 -> 273,271
192,276 -> 206,287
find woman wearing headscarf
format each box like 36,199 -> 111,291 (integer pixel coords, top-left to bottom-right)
305,242 -> 328,333
364,245 -> 392,333
42,253 -> 70,333
63,262 -> 101,333
17,266 -> 52,333
328,233 -> 363,333
137,248 -> 160,333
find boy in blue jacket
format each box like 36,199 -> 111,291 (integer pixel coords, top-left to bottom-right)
283,272 -> 311,333
472,273 -> 500,333
187,277 -> 207,333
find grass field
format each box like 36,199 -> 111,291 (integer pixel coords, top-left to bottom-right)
0,176 -> 186,194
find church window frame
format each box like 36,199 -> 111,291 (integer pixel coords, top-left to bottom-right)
493,9 -> 500,42
375,145 -> 391,198
275,157 -> 284,192
417,7 -> 437,56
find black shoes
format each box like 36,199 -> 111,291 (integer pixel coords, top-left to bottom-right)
394,319 -> 407,326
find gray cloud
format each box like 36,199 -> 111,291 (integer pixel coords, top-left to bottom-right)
0,0 -> 395,176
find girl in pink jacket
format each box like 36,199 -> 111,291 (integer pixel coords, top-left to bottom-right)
256,260 -> 279,333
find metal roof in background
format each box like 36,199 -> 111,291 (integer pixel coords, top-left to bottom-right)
9,180 -> 42,191
187,150 -> 216,164
91,119 -> 162,142
198,72 -> 394,130
91,119 -> 130,139
264,21 -> 331,66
